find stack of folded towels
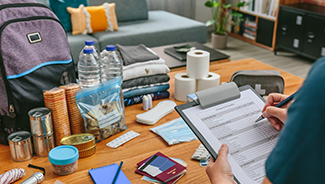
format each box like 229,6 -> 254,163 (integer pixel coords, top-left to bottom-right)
116,44 -> 170,107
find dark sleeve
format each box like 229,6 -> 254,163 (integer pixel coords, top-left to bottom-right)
265,57 -> 325,184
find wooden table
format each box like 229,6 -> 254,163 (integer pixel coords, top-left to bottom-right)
0,58 -> 304,184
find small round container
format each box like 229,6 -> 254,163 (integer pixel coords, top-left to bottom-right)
49,145 -> 79,175
8,131 -> 33,162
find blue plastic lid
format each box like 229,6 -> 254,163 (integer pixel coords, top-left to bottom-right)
49,145 -> 79,165
85,40 -> 94,46
83,48 -> 93,54
106,45 -> 116,51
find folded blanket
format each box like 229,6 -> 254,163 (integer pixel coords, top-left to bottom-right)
123,64 -> 170,81
116,44 -> 159,66
124,91 -> 170,107
122,84 -> 170,98
122,74 -> 170,89
122,58 -> 165,71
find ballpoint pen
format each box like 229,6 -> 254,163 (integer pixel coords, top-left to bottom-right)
255,92 -> 297,122
112,161 -> 123,184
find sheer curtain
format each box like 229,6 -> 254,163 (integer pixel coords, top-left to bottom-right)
146,0 -> 196,19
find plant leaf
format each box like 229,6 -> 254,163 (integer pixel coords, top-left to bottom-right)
205,1 -> 213,7
223,4 -> 232,9
236,2 -> 247,8
205,1 -> 219,8
232,12 -> 243,17
205,20 -> 215,27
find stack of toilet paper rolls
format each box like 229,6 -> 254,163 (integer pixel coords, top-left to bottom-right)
174,50 -> 220,101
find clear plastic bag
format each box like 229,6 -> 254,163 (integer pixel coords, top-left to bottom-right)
150,118 -> 197,145
75,77 -> 126,142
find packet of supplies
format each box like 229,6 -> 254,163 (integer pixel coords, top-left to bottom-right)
150,118 -> 197,145
76,77 -> 126,142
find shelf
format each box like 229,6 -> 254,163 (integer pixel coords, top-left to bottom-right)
239,9 -> 277,21
228,32 -> 274,51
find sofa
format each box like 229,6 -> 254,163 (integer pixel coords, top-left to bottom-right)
35,0 -> 207,70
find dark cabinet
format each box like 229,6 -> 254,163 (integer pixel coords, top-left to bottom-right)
275,3 -> 325,60
303,14 -> 325,58
256,18 -> 275,47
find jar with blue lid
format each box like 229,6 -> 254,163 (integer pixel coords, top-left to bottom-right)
49,145 -> 79,175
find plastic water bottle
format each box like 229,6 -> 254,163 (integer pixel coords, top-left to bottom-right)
100,45 -> 123,82
100,45 -> 124,111
79,40 -> 100,62
78,48 -> 100,89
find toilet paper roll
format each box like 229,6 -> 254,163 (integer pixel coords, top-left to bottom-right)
186,50 -> 210,79
174,73 -> 196,102
197,72 -> 220,91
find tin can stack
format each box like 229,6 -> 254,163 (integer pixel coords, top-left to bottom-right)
43,88 -> 71,146
8,131 -> 33,161
59,84 -> 85,134
60,133 -> 96,158
28,107 -> 55,157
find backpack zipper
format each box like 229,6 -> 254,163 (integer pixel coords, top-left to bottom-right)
0,16 -> 64,118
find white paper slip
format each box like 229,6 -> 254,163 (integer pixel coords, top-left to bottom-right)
106,130 -> 140,148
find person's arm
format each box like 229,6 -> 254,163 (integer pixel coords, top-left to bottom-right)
263,177 -> 273,184
262,93 -> 290,130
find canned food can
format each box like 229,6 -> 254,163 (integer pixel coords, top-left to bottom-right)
28,107 -> 53,136
33,131 -> 55,157
60,133 -> 95,150
8,131 -> 33,162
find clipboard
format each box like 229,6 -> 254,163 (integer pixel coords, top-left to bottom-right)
175,82 -> 278,184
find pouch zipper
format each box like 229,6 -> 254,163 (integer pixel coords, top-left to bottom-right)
0,16 -> 64,117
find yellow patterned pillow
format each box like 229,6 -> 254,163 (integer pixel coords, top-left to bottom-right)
67,3 -> 118,35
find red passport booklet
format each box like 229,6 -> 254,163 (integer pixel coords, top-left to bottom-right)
136,152 -> 187,183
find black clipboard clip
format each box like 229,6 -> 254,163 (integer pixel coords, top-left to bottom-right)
195,82 -> 241,109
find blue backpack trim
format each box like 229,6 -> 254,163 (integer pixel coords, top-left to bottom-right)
7,59 -> 73,79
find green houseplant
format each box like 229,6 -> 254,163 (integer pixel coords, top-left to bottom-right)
205,0 -> 247,49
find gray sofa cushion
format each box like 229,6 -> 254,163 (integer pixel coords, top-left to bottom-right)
67,33 -> 100,70
92,11 -> 207,51
88,0 -> 148,22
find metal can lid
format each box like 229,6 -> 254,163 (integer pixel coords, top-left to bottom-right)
60,133 -> 95,146
28,107 -> 51,117
8,131 -> 31,142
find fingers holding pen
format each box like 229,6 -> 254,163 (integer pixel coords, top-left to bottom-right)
262,93 -> 289,112
262,106 -> 287,130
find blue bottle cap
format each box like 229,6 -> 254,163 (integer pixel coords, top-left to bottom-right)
83,48 -> 93,54
85,40 -> 94,46
106,45 -> 116,51
49,145 -> 79,165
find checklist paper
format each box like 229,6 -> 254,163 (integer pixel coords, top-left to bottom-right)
183,89 -> 279,184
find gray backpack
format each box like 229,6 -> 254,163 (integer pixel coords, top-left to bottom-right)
0,0 -> 76,145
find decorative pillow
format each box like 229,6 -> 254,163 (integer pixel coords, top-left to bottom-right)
67,3 -> 118,35
49,0 -> 88,32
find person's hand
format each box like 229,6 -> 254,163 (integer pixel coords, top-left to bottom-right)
262,93 -> 289,130
206,144 -> 237,184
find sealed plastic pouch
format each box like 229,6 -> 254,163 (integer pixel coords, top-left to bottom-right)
75,77 -> 126,142
150,118 -> 197,145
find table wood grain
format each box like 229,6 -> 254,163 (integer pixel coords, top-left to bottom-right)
0,58 -> 304,184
